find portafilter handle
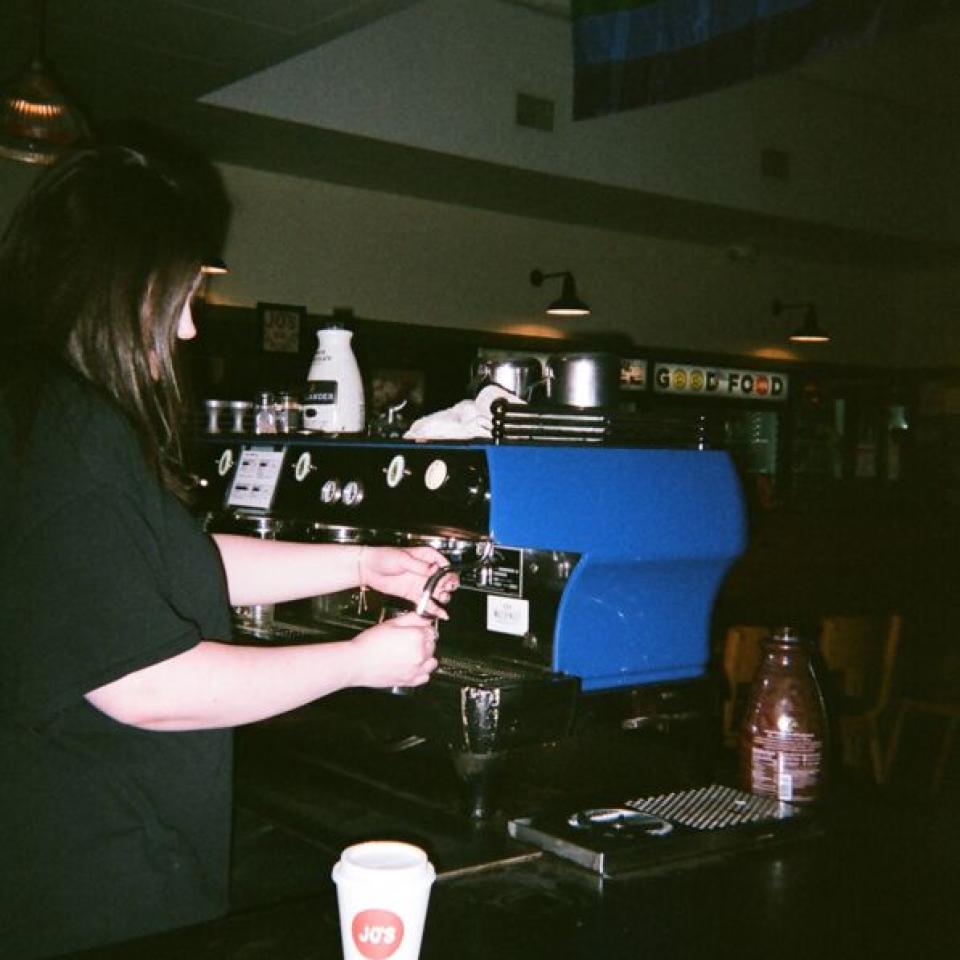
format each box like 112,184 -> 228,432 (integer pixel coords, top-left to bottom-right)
414,566 -> 451,617
392,542 -> 496,696
414,540 -> 495,617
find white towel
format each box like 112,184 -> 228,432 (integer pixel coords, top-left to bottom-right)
403,385 -> 522,441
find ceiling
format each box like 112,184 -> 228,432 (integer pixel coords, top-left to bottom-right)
0,1 -> 428,106
2,0 -> 959,269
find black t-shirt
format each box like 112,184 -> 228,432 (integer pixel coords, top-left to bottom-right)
0,372 -> 234,959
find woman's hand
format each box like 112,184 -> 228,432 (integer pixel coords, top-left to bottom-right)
349,612 -> 439,688
360,546 -> 458,618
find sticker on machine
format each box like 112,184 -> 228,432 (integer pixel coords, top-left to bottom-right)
486,595 -> 529,637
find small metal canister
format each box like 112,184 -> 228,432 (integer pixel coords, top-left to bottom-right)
228,400 -> 253,433
203,399 -> 228,434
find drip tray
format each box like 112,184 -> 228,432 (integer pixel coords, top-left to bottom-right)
508,784 -> 821,876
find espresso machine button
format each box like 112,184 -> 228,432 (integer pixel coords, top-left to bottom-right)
342,479 -> 365,507
294,452 -> 315,482
424,458 -> 449,491
320,478 -> 342,504
385,454 -> 409,489
216,448 -> 234,477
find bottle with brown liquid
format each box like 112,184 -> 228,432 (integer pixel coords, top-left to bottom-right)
738,626 -> 829,804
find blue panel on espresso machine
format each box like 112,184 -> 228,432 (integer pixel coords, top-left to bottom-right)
484,445 -> 746,691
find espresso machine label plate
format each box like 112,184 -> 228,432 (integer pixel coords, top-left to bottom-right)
227,446 -> 287,510
486,595 -> 530,637
459,547 -> 523,595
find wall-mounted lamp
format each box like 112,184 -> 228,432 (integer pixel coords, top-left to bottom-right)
200,257 -> 229,275
530,269 -> 591,317
0,0 -> 92,165
196,257 -> 229,308
772,299 -> 830,344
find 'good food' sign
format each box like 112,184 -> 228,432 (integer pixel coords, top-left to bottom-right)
653,364 -> 788,401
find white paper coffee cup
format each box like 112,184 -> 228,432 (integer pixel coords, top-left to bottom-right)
332,841 -> 436,960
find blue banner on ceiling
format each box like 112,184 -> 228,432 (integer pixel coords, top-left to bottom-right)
572,0 -> 956,119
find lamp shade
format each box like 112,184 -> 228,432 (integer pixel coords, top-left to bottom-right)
200,257 -> 229,275
773,299 -> 829,344
530,269 -> 591,317
788,312 -> 830,343
0,58 -> 91,165
547,273 -> 591,317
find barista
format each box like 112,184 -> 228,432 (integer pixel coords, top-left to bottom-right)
0,144 -> 454,959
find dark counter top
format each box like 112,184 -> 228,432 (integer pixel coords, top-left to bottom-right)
61,779 -> 959,960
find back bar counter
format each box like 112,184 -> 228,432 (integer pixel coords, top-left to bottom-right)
61,780 -> 958,960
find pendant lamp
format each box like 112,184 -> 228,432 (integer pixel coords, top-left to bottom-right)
0,0 -> 92,165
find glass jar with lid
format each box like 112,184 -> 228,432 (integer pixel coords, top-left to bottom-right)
273,391 -> 301,433
254,391 -> 277,435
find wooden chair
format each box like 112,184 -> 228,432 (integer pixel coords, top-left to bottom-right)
720,625 -> 769,747
885,696 -> 960,796
818,613 -> 902,784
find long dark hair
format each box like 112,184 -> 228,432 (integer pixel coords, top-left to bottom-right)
0,145 -> 209,496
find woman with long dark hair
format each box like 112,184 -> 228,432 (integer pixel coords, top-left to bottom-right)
0,145 -> 450,958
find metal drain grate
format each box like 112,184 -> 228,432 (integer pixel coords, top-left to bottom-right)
437,655 -> 542,684
627,784 -> 799,831
508,783 -> 816,875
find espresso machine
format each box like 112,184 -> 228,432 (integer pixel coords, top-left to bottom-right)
188,426 -> 746,826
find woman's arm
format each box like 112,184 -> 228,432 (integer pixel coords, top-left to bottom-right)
84,611 -> 437,731
211,534 -> 364,606
211,535 -> 454,611
85,536 -> 455,730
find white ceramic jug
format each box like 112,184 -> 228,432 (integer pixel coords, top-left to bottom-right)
302,326 -> 365,433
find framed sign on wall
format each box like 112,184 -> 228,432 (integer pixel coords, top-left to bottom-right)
258,302 -> 306,354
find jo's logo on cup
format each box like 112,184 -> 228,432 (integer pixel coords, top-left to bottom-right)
352,909 -> 405,959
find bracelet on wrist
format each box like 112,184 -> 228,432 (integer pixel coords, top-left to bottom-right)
357,545 -> 367,588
